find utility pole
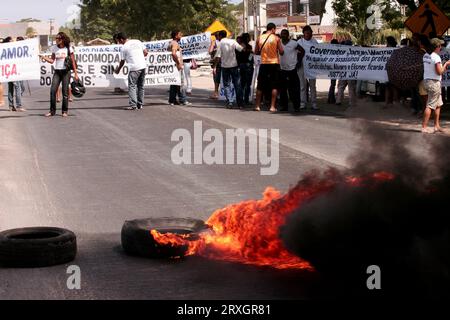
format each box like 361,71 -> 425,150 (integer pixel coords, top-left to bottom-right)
244,0 -> 249,33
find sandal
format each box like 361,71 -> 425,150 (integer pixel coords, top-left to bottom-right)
421,127 -> 434,134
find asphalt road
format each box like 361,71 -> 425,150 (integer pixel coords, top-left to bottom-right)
0,85 -> 440,299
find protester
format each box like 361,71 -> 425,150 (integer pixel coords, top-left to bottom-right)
384,36 -> 399,108
183,58 -> 193,95
328,39 -> 339,104
114,32 -> 149,110
254,23 -> 284,113
215,30 -> 244,109
297,25 -> 318,110
0,83 -> 4,108
167,30 -> 191,106
421,38 -> 450,134
2,37 -> 25,112
39,32 -> 79,117
209,31 -> 222,100
279,29 -> 301,112
236,33 -> 254,106
336,40 -> 357,108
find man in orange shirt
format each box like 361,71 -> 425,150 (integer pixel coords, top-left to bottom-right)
254,23 -> 284,113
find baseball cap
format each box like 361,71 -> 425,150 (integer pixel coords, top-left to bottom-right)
430,38 -> 445,47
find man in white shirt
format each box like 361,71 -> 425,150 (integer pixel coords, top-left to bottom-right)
279,29 -> 301,112
115,32 -> 149,110
215,30 -> 244,108
297,25 -> 319,110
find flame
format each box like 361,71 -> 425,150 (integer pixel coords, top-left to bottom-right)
150,170 -> 394,270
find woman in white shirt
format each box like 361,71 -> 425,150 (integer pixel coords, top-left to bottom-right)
40,32 -> 79,117
422,38 -> 450,134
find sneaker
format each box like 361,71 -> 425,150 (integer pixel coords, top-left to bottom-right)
181,101 -> 192,106
226,103 -> 234,109
137,105 -> 143,110
9,106 -> 17,112
299,104 -> 306,110
16,107 -> 27,112
312,104 -> 320,111
169,101 -> 180,106
124,106 -> 136,110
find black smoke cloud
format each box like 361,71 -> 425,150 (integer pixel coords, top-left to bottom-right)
281,123 -> 450,298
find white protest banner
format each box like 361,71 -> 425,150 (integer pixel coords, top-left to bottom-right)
0,39 -> 40,82
441,48 -> 450,87
144,32 -> 211,60
302,43 -> 395,82
36,45 -> 180,87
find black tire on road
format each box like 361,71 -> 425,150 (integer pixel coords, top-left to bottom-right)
121,217 -> 209,258
0,227 -> 77,268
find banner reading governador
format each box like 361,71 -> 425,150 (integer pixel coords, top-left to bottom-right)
0,39 -> 40,82
302,43 -> 395,82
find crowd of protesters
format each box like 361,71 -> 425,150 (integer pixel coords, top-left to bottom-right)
1,24 -> 449,134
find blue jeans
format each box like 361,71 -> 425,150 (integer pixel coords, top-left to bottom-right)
128,69 -> 146,108
8,82 -> 22,107
169,69 -> 186,104
239,63 -> 254,104
222,66 -> 243,106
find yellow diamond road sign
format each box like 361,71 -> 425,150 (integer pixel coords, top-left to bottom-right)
404,0 -> 450,37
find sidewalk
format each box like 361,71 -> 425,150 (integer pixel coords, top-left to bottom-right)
190,69 -> 450,135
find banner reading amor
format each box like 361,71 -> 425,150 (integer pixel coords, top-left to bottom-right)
38,46 -> 180,87
0,39 -> 40,82
302,43 -> 395,82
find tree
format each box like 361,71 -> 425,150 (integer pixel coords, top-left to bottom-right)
77,0 -> 239,42
25,27 -> 37,38
332,0 -> 404,45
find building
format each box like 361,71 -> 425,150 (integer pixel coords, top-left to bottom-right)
245,0 -> 337,41
0,21 -> 59,49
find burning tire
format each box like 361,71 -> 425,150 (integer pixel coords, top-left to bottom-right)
121,217 -> 209,258
0,227 -> 77,268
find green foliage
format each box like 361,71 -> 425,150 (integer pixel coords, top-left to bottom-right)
76,0 -> 239,42
332,0 -> 404,45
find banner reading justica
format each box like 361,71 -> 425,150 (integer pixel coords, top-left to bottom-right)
302,43 -> 396,83
0,39 -> 40,83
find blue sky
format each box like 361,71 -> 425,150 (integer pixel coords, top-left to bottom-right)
0,0 -> 81,25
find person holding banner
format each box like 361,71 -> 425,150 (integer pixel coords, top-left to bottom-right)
40,32 -> 79,117
2,37 -> 26,112
421,38 -> 450,134
114,32 -> 149,110
0,83 -> 4,108
168,30 -> 191,106
297,26 -> 319,110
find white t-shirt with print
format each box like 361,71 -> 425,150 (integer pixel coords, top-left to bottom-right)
423,52 -> 442,81
121,39 -> 147,71
51,45 -> 74,70
280,40 -> 299,71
